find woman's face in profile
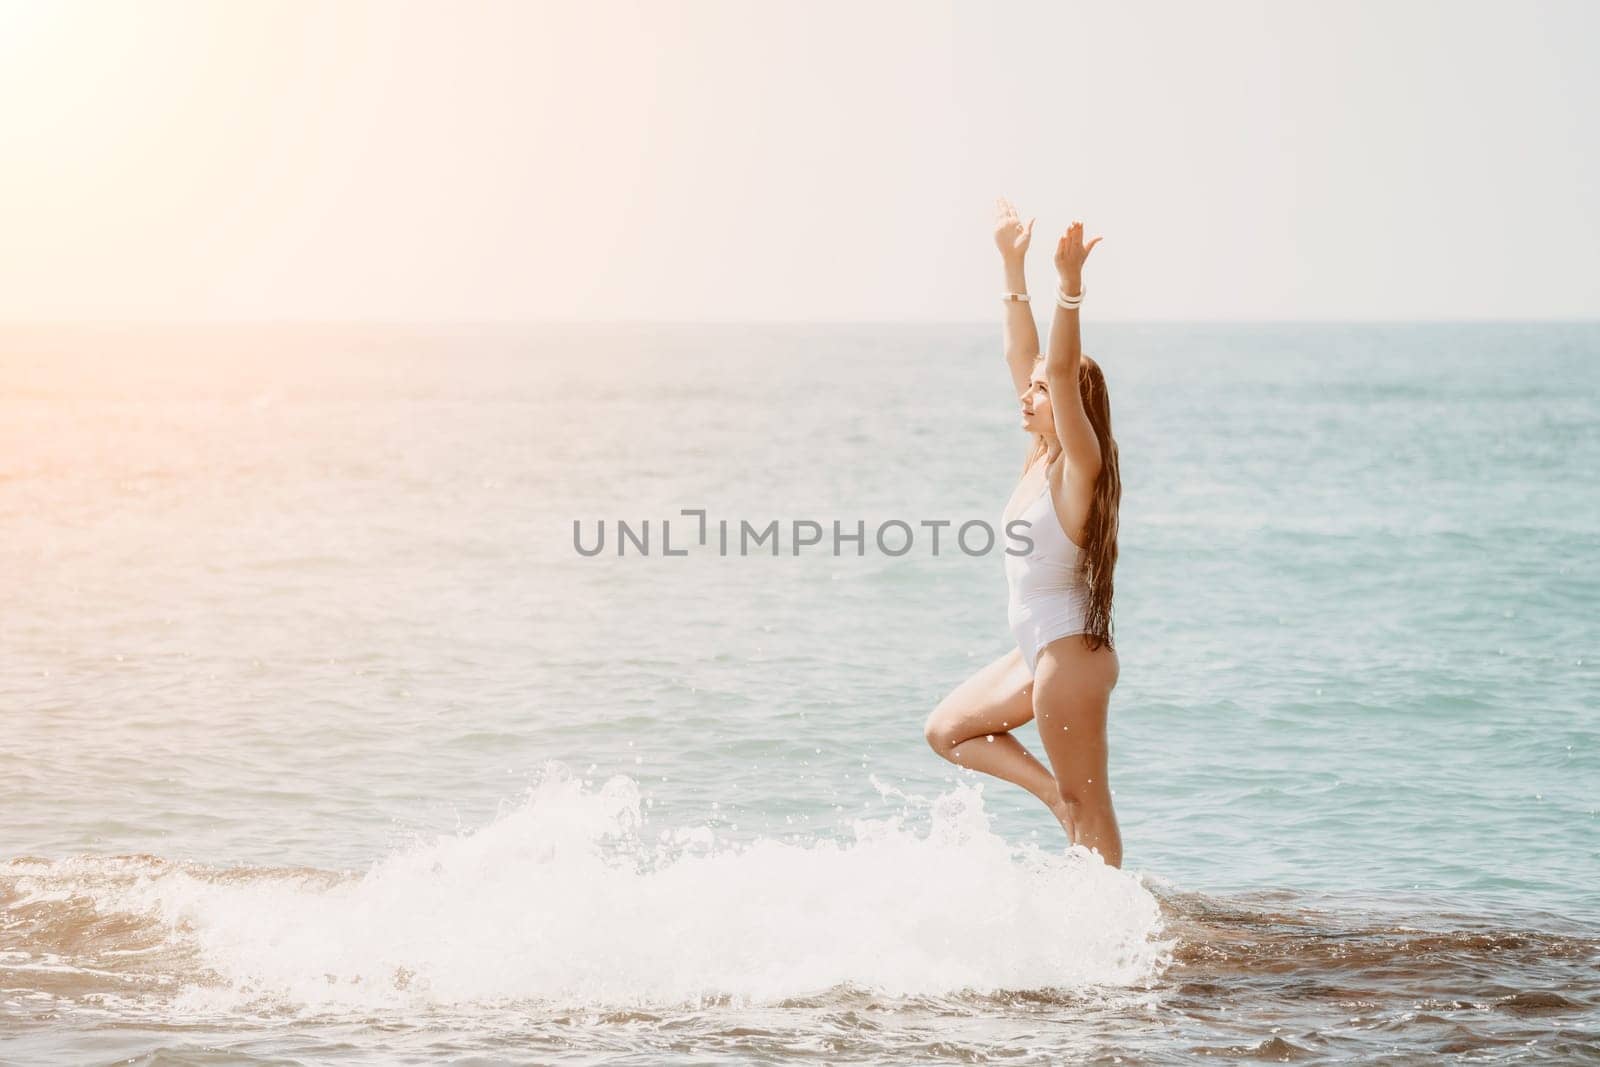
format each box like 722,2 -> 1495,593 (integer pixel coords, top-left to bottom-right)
1020,364 -> 1053,434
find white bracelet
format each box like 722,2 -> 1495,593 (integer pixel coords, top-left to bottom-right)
1055,284 -> 1085,310
1001,292 -> 1030,303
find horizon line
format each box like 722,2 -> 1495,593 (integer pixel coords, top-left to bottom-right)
2,316 -> 1598,328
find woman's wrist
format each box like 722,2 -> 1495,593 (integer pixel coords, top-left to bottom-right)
1058,275 -> 1084,295
1003,261 -> 1027,290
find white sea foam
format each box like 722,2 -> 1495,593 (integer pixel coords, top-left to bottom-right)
86,764 -> 1172,1012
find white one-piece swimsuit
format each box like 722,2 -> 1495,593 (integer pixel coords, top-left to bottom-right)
1003,479 -> 1093,674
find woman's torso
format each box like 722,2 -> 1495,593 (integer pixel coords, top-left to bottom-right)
1001,454 -> 1091,548
1001,457 -> 1093,621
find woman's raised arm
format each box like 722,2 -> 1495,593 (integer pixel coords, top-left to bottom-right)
1045,220 -> 1105,477
994,197 -> 1039,398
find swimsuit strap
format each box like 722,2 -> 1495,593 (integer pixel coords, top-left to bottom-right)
1038,476 -> 1091,554
1005,477 -> 1050,526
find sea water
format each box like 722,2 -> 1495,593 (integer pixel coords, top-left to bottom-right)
1,321 -> 1596,1063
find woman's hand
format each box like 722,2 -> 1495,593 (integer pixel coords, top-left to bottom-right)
1054,219 -> 1102,288
993,197 -> 1035,262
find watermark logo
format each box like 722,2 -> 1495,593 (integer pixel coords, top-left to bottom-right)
573,509 -> 1036,557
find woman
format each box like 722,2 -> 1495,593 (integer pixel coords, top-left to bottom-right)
923,197 -> 1124,867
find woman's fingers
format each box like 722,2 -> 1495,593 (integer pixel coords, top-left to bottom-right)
1058,222 -> 1099,251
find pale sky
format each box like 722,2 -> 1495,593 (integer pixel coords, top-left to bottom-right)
2,0 -> 1596,322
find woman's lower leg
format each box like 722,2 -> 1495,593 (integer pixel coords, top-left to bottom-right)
1058,788 -> 1122,867
938,730 -> 1062,813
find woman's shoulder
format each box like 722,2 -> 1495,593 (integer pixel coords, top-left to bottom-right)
1045,452 -> 1095,521
1048,450 -> 1098,488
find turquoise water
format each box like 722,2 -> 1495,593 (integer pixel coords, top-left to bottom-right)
1,322 -> 1596,1062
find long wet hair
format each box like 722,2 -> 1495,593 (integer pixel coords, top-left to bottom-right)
1020,354 -> 1121,651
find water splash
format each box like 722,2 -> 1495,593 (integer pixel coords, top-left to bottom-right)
4,764 -> 1172,1015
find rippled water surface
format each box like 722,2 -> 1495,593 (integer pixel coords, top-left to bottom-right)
2,322 -> 1596,1063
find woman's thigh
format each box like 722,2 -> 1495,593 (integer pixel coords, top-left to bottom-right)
924,646 -> 1036,748
1031,637 -> 1119,794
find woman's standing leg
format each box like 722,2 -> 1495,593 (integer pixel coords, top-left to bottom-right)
1032,636 -> 1123,867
